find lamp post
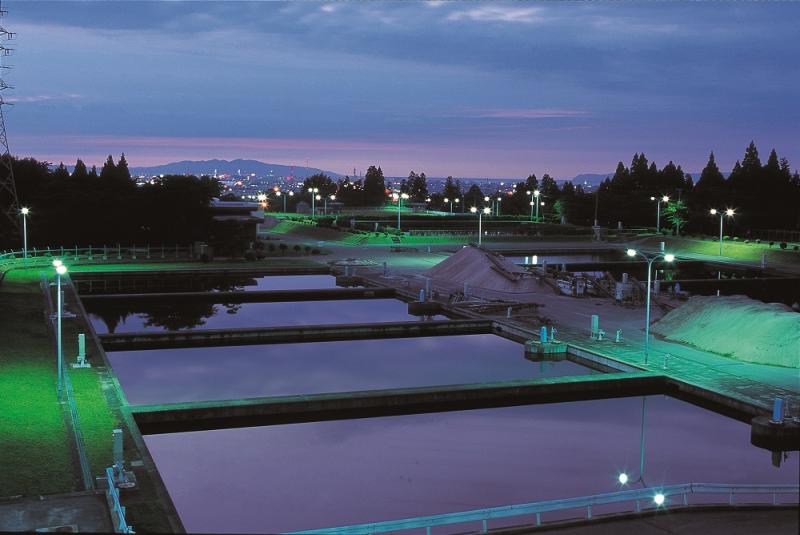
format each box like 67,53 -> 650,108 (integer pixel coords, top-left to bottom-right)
324,194 -> 335,215
709,208 -> 735,256
444,198 -> 452,214
496,197 -> 502,216
257,193 -> 267,210
527,190 -> 541,221
455,197 -> 461,213
20,207 -> 29,263
626,248 -> 675,365
53,259 -> 67,399
651,195 -> 669,233
470,206 -> 491,245
393,192 -> 409,230
310,187 -> 319,217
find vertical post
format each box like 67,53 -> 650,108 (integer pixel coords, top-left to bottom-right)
770,398 -> 784,424
639,396 -> 647,482
22,211 -> 27,262
478,211 -> 482,245
418,289 -> 425,303
591,314 -> 599,339
463,282 -> 469,298
656,199 -> 661,233
644,258 -> 653,364
719,214 -> 724,256
425,277 -> 431,299
397,196 -> 401,230
56,272 -> 63,399
535,197 -> 539,222
540,326 -> 548,343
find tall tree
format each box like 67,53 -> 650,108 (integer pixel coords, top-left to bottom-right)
72,159 -> 89,180
117,153 -> 132,182
53,162 -> 70,180
696,152 -> 725,189
363,165 -> 386,206
100,155 -> 117,181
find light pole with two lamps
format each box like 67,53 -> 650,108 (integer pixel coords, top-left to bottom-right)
651,195 -> 669,233
275,189 -> 294,212
470,206 -> 491,246
625,248 -> 675,365
709,208 -> 735,256
52,259 -> 68,399
393,192 -> 409,230
324,194 -> 335,215
527,190 -> 541,222
309,187 -> 319,217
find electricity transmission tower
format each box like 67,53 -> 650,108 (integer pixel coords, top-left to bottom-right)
0,0 -> 18,243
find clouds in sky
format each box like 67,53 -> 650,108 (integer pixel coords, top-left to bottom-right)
5,1 -> 799,178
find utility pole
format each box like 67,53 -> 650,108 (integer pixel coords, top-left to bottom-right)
0,1 -> 19,246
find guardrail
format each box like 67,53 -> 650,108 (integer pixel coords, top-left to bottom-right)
288,483 -> 799,535
0,245 -> 194,276
105,467 -> 135,533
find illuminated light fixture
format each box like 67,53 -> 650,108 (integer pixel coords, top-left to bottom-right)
52,259 -> 63,268
618,473 -> 629,485
653,493 -> 665,506
20,206 -> 29,215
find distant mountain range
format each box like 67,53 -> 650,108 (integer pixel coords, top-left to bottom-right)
125,159 -> 707,186
129,159 -> 344,180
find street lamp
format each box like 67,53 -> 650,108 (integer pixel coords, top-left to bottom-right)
709,208 -> 735,256
324,194 -> 336,215
527,190 -> 541,222
626,248 -> 675,364
257,193 -> 267,209
53,259 -> 67,399
393,192 -> 409,230
454,197 -> 461,213
444,197 -> 452,214
650,195 -> 669,233
470,206 -> 491,245
496,196 -> 502,216
309,187 -> 319,217
20,207 -> 29,262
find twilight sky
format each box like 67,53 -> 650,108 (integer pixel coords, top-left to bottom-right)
5,0 -> 799,178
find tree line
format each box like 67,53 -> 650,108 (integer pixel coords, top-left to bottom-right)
295,142 -> 799,235
2,154 -> 221,248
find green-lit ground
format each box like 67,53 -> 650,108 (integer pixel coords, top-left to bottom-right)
0,257 -> 326,500
0,269 -> 74,496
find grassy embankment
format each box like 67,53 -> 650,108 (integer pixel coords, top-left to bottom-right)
1,257 -> 327,498
635,235 -> 800,269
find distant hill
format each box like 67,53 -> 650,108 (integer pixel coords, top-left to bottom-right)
128,159 -> 344,180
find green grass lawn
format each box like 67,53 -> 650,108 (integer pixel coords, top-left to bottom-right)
0,273 -> 75,497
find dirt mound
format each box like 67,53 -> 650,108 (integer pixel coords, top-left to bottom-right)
651,295 -> 800,367
423,245 -> 544,295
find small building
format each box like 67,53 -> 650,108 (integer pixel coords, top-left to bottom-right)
209,199 -> 264,256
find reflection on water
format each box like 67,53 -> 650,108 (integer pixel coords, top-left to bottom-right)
110,335 -> 588,404
88,298 -> 433,334
246,274 -> 341,291
144,396 -> 798,534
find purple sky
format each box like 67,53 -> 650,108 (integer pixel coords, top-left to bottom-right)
6,1 -> 800,178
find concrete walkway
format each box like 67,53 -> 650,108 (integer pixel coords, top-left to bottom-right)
508,506 -> 798,535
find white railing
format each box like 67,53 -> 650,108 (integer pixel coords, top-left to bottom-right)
1,245 -> 194,274
288,483 -> 799,535
105,467 -> 135,533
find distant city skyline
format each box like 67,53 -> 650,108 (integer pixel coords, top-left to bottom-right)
6,1 -> 799,179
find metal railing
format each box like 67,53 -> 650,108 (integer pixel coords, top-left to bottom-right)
288,483 -> 799,535
0,244 -> 194,274
106,467 -> 135,533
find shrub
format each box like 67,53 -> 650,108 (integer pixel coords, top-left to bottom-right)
732,237 -> 739,241
268,243 -> 276,252
793,245 -> 799,252
779,242 -> 787,250
744,239 -> 750,244
304,245 -> 311,253
769,241 -> 775,248
312,248 -> 320,255
755,239 -> 761,244
243,250 -> 256,261
723,235 -> 731,241
293,244 -> 301,253
278,243 -> 288,254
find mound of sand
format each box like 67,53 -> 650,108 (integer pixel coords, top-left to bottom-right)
423,245 -> 544,294
651,295 -> 800,368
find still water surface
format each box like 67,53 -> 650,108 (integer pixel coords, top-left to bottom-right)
88,298 -> 433,333
110,335 -> 588,404
144,396 -> 798,533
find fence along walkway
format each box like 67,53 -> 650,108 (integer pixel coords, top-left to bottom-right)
288,483 -> 799,535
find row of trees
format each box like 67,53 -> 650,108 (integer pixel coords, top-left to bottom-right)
2,155 -> 221,248
293,142 -> 799,235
